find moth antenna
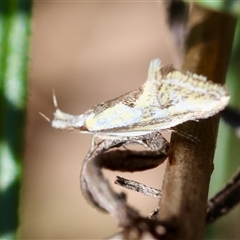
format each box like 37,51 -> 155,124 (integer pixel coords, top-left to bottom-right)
52,89 -> 58,108
39,112 -> 51,122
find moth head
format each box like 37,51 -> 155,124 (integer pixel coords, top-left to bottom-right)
40,93 -> 87,132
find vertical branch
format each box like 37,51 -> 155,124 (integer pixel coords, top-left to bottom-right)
158,4 -> 236,240
209,18 -> 240,239
0,1 -> 32,239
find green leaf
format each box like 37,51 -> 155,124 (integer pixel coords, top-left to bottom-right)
0,0 -> 32,238
185,0 -> 240,15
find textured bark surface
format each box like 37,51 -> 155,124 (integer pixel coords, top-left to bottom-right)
158,4 -> 236,240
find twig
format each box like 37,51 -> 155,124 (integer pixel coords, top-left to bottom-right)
80,132 -> 170,234
206,168 -> 240,224
221,106 -> 240,137
158,4 -> 236,240
115,167 -> 240,225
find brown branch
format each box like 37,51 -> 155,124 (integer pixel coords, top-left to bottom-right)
206,168 -> 240,224
158,4 -> 236,240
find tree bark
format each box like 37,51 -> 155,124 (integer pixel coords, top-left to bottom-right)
158,4 -> 236,240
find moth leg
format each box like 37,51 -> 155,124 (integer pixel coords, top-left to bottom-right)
170,127 -> 200,143
85,136 -> 99,160
97,132 -> 170,172
131,132 -> 170,152
90,135 -> 96,148
96,131 -> 170,152
115,176 -> 161,199
86,136 -> 124,159
149,207 -> 160,220
115,175 -> 162,218
121,145 -> 129,150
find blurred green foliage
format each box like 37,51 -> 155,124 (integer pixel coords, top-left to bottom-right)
0,0 -> 32,239
185,0 -> 240,15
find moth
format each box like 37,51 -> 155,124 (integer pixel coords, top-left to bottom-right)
47,58 -> 230,138
41,59 -> 230,230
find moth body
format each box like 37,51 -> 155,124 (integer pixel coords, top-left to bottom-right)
51,59 -> 230,137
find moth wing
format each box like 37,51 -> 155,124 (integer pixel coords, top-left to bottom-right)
84,59 -> 229,134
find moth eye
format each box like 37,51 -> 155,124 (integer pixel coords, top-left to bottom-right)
80,126 -> 89,131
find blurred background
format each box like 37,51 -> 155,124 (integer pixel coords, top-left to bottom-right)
19,2 -> 179,239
